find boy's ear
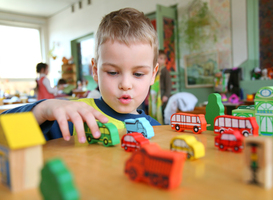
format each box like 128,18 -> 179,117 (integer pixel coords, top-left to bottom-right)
150,64 -> 159,85
92,58 -> 98,83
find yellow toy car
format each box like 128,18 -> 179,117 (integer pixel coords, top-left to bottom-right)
170,134 -> 205,160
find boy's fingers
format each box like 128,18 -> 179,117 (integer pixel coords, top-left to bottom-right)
68,112 -> 86,143
82,113 -> 101,139
54,111 -> 71,141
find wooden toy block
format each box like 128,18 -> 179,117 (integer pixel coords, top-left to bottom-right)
214,130 -> 244,153
170,134 -> 205,160
205,93 -> 225,131
121,132 -> 150,152
254,86 -> 273,136
243,137 -> 273,189
125,117 -> 155,139
214,115 -> 259,137
40,158 -> 80,200
83,121 -> 120,147
0,112 -> 45,192
170,113 -> 207,134
232,105 -> 255,118
124,143 -> 186,190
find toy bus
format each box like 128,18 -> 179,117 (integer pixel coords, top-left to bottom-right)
170,113 -> 207,134
214,115 -> 259,137
124,143 -> 186,189
84,121 -> 120,147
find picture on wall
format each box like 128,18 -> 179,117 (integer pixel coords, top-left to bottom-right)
184,51 -> 219,88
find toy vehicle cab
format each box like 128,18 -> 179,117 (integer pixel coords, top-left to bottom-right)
124,117 -> 154,139
214,130 -> 243,152
121,132 -> 150,152
170,134 -> 205,160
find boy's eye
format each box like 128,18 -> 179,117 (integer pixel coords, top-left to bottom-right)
107,71 -> 118,75
134,72 -> 144,77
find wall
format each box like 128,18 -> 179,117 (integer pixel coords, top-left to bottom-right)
47,0 -> 248,104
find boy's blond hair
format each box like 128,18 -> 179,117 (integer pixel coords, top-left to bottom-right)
95,8 -> 158,67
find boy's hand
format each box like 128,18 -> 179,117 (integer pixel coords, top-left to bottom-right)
32,99 -> 108,143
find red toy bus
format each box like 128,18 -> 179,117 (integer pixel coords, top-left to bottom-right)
170,113 -> 207,134
214,115 -> 259,137
121,132 -> 150,152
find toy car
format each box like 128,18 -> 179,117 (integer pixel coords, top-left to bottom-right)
124,117 -> 154,139
214,130 -> 244,152
121,132 -> 150,152
170,134 -> 205,160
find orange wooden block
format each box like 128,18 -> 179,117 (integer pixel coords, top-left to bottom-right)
124,143 -> 186,190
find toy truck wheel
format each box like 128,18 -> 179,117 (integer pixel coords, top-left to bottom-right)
161,177 -> 169,189
124,146 -> 128,151
150,174 -> 159,186
175,124 -> 181,131
243,132 -> 249,137
103,139 -> 109,146
87,135 -> 92,143
193,126 -> 199,134
220,130 -> 224,134
128,167 -> 138,181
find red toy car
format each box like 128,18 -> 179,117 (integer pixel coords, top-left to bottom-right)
121,132 -> 150,152
214,130 -> 244,153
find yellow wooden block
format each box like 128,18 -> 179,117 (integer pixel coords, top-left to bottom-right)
0,112 -> 46,149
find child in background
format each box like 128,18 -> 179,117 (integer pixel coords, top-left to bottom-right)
36,63 -> 58,100
149,50 -> 171,124
158,50 -> 172,122
2,8 -> 160,143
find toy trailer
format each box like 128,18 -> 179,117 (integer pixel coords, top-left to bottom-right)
170,113 -> 207,134
124,117 -> 154,139
121,132 -> 150,152
84,121 -> 120,147
124,143 -> 186,189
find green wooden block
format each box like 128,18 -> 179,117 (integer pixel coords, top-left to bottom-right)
205,93 -> 225,131
40,158 -> 80,200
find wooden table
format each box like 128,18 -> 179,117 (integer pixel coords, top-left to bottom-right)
1,126 -> 273,200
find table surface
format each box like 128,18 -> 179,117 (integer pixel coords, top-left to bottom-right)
1,125 -> 273,200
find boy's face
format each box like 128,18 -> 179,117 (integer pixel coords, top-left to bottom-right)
92,40 -> 158,114
157,54 -> 166,68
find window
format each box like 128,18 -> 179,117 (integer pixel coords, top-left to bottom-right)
232,119 -> 238,128
0,25 -> 41,79
177,114 -> 180,121
225,118 -> 231,127
186,116 -> 191,122
239,120 -> 245,128
192,117 -> 196,123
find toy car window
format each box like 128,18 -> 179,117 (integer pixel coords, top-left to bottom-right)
177,114 -> 180,121
225,118 -> 231,127
246,120 -> 252,128
192,116 -> 196,123
138,123 -> 143,129
186,116 -> 191,122
215,119 -> 218,126
239,120 -> 245,128
171,115 -> 176,121
221,134 -> 229,140
124,136 -> 136,142
197,117 -> 200,123
174,139 -> 188,148
232,119 -> 238,128
228,134 -> 236,141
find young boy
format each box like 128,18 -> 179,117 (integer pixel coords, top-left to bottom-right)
2,7 -> 160,143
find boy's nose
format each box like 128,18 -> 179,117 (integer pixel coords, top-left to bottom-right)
118,77 -> 132,91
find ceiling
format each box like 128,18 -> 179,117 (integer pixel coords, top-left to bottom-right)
0,0 -> 81,18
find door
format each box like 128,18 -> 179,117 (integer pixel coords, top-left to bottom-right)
147,5 -> 179,93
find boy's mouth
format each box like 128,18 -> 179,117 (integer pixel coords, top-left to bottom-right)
118,95 -> 132,104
